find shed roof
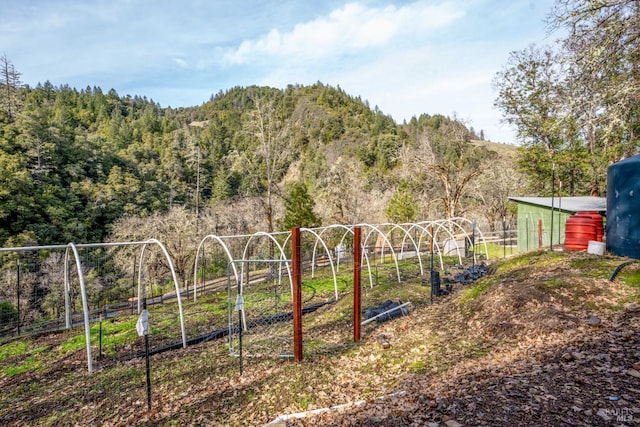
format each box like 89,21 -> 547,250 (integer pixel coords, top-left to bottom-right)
509,196 -> 606,213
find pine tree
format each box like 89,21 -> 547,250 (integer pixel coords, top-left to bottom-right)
279,181 -> 321,230
385,180 -> 418,223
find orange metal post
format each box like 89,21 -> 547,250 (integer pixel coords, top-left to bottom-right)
291,227 -> 303,361
353,227 -> 362,342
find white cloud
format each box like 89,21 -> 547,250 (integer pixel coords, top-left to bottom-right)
222,1 -> 463,64
172,58 -> 189,68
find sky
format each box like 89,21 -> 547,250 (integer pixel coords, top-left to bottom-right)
1,0 -> 558,144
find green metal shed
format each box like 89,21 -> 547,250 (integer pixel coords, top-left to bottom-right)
509,197 -> 606,252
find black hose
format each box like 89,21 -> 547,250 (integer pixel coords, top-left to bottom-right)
609,260 -> 638,281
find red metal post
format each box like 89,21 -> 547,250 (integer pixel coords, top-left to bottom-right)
291,227 -> 303,361
353,227 -> 362,342
429,225 -> 433,252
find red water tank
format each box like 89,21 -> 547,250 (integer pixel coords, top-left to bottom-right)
565,214 -> 597,250
576,211 -> 604,241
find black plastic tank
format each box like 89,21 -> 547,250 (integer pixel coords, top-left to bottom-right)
606,155 -> 640,259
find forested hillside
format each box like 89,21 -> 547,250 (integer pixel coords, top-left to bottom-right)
0,68 -> 525,247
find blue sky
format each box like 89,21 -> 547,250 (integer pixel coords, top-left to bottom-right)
1,0 -> 557,143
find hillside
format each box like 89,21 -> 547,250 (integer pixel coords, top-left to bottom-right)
0,81 -> 519,248
471,139 -> 518,158
1,250 -> 638,426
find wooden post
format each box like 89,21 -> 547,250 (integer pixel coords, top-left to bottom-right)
353,227 -> 362,342
291,227 -> 303,361
538,219 -> 543,248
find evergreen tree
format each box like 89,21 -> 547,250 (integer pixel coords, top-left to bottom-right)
385,180 -> 418,223
278,181 -> 321,230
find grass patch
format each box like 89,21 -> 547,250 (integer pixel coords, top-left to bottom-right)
480,242 -> 519,259
56,317 -> 140,355
544,278 -> 569,288
303,275 -> 350,295
569,258 -> 615,278
0,341 -> 29,361
198,302 -> 227,315
297,394 -> 314,411
3,355 -> 43,376
617,265 -> 640,287
60,333 -> 90,352
459,279 -> 494,302
408,360 -> 427,374
494,250 -> 563,272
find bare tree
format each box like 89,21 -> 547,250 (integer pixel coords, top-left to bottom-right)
316,160 -> 388,225
470,153 -> 526,230
234,91 -> 295,235
40,252 -> 67,318
208,196 -> 266,235
108,206 -> 208,290
0,54 -> 22,122
409,119 -> 488,219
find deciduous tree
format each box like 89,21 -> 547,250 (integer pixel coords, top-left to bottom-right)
234,89 -> 295,235
409,117 -> 489,218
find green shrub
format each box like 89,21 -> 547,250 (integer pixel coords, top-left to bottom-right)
0,301 -> 19,334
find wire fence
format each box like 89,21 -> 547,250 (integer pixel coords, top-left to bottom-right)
0,243 -> 192,370
0,221 -> 525,375
0,246 -> 140,339
480,225 -> 519,259
228,259 -> 296,359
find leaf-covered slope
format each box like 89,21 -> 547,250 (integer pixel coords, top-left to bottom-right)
291,251 -> 640,426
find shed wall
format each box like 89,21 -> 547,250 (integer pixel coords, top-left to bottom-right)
517,202 -> 572,252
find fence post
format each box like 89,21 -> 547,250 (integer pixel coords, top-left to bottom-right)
201,246 -> 206,296
550,163 -> 555,251
471,221 -> 476,266
429,225 -> 434,271
16,257 -> 20,336
538,220 -> 543,248
291,227 -> 303,362
131,254 -> 136,315
503,218 -> 507,258
353,227 -> 361,343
